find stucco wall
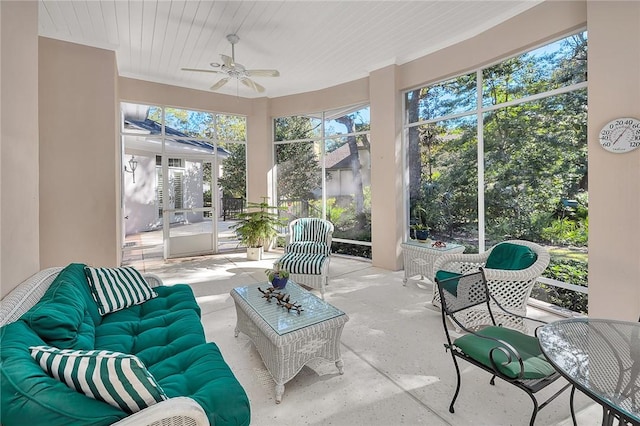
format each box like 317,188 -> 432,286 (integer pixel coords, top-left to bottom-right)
39,37 -> 120,269
0,1 -> 39,297
586,1 -> 640,319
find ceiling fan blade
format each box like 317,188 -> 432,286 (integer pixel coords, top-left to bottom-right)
210,77 -> 230,91
240,77 -> 265,93
182,67 -> 223,74
220,54 -> 234,67
246,69 -> 280,77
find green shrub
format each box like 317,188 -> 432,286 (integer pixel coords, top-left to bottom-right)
532,256 -> 588,314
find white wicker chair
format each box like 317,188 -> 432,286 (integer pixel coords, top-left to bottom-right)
277,218 -> 334,299
431,240 -> 550,332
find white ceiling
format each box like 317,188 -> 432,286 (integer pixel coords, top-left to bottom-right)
38,1 -> 541,99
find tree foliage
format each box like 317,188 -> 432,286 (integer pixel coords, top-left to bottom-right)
408,33 -> 588,250
275,116 -> 322,203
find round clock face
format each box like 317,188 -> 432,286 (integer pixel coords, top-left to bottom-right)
599,117 -> 640,153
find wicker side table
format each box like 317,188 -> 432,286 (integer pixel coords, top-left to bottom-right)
401,240 -> 465,286
230,281 -> 349,403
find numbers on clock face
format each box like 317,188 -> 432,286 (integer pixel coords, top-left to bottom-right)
599,118 -> 640,153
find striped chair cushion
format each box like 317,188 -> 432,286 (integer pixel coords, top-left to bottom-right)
292,218 -> 331,243
278,252 -> 328,275
286,241 -> 330,255
29,345 -> 167,413
84,266 -> 157,316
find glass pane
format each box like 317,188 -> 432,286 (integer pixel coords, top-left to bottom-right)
405,73 -> 476,124
407,115 -> 478,252
164,108 -> 215,139
169,216 -> 212,238
325,135 -> 371,243
483,89 -> 588,292
218,142 -> 246,199
275,141 -> 322,220
483,32 -> 587,107
324,105 -> 370,136
274,115 -> 322,141
217,141 -> 246,251
164,137 -> 215,155
121,102 -> 162,134
217,114 -> 246,142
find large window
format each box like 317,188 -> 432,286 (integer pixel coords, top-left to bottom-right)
404,32 -> 588,312
274,104 -> 371,257
121,103 -> 247,257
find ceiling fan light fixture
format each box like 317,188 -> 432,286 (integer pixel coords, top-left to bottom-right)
181,33 -> 279,93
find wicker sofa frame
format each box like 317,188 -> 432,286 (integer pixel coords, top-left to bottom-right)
0,267 -> 210,426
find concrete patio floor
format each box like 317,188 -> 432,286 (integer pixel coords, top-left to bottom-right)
125,251 -> 602,426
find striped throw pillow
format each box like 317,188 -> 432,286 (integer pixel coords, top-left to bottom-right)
84,266 -> 157,315
29,345 -> 167,413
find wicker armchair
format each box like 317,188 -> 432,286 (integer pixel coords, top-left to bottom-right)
431,240 -> 550,332
277,218 -> 334,299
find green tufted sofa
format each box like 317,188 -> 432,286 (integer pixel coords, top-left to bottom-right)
0,263 -> 250,426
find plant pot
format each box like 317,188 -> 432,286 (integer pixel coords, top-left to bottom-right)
271,275 -> 288,289
415,229 -> 429,241
247,246 -> 263,261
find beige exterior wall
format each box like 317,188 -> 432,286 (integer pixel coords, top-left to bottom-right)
2,0 -> 640,318
39,38 -> 120,269
0,1 -> 39,297
586,1 -> 640,320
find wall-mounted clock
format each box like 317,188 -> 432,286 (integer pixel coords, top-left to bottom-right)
598,117 -> 640,153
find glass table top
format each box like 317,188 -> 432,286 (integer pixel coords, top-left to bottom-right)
232,281 -> 346,336
538,318 -> 640,422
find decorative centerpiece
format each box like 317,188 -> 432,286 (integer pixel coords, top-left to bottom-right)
257,286 -> 304,314
265,262 -> 290,289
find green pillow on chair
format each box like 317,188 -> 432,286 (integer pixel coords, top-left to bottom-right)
485,243 -> 537,270
435,270 -> 463,296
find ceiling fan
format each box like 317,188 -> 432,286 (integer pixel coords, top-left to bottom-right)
181,34 -> 280,93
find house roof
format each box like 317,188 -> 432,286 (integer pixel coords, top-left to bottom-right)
125,118 -> 231,157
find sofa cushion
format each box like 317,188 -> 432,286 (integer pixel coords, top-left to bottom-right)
1,321 -> 127,426
85,266 -> 157,315
21,271 -> 95,350
53,263 -> 103,326
95,309 -> 206,367
30,345 -> 167,413
485,243 -> 538,271
99,285 -> 201,324
151,342 -> 251,426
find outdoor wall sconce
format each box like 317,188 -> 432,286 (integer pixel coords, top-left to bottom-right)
124,155 -> 138,183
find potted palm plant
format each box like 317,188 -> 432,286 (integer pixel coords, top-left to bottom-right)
411,206 -> 430,242
231,198 -> 286,260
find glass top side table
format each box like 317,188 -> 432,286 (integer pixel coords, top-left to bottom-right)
539,318 -> 640,424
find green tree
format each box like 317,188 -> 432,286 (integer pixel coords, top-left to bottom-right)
275,116 -> 322,216
217,143 -> 246,198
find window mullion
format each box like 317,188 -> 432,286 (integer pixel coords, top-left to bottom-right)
477,70 -> 485,253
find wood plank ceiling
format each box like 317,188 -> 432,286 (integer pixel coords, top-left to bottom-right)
38,1 -> 541,99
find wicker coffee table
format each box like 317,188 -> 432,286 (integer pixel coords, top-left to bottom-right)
230,281 -> 349,403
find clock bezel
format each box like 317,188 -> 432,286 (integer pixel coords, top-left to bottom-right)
598,117 -> 640,154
